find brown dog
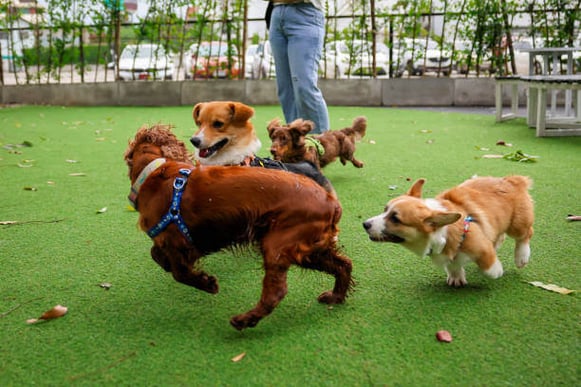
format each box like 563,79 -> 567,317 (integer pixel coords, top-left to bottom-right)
125,124 -> 353,330
267,116 -> 367,169
363,176 -> 534,287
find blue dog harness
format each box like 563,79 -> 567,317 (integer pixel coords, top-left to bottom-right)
146,168 -> 194,243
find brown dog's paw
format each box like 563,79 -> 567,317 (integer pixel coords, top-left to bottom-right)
317,291 -> 346,304
230,313 -> 261,331
197,274 -> 219,294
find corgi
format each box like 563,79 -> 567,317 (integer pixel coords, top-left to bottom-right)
363,176 -> 534,287
190,101 -> 261,166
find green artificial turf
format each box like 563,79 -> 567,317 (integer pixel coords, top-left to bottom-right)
0,104 -> 579,386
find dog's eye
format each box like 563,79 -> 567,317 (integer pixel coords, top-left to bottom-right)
212,120 -> 224,129
389,213 -> 401,224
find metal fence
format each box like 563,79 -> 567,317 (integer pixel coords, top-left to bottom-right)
0,1 -> 579,85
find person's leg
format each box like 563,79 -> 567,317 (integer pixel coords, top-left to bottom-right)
285,4 -> 329,133
269,6 -> 297,124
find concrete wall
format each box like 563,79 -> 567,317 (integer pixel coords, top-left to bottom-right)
1,77 -> 525,107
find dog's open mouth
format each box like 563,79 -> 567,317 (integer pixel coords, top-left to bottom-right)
198,138 -> 228,158
369,232 -> 405,243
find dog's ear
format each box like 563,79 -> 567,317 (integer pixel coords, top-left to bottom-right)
267,118 -> 281,136
229,102 -> 255,123
192,103 -> 204,125
425,212 -> 462,228
407,179 -> 426,198
288,119 -> 314,136
299,120 -> 315,135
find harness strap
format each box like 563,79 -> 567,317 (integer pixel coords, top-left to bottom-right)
461,215 -> 473,242
147,168 -> 193,243
305,136 -> 325,156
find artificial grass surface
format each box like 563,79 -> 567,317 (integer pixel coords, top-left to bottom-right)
0,104 -> 579,386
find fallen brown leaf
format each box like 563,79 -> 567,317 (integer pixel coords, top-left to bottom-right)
436,330 -> 452,343
231,352 -> 246,362
529,281 -> 574,295
27,304 -> 68,324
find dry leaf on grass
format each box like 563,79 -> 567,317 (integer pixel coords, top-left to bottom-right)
98,282 -> 112,290
436,330 -> 453,343
529,281 -> 574,295
96,207 -> 108,214
26,304 -> 68,324
69,173 -> 87,177
566,215 -> 581,222
231,352 -> 246,362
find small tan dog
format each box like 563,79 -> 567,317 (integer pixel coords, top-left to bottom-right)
363,176 -> 534,287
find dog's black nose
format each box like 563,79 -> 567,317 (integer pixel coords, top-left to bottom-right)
362,221 -> 371,230
190,137 -> 201,148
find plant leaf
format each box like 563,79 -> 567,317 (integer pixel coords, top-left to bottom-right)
436,330 -> 452,343
529,281 -> 574,295
503,150 -> 539,163
231,352 -> 246,362
98,282 -> 112,290
27,304 -> 68,324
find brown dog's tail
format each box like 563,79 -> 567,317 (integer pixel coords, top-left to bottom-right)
341,116 -> 367,143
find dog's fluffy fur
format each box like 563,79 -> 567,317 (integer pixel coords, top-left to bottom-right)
267,116 -> 367,169
125,124 -> 353,330
190,100 -> 336,194
363,176 -> 534,287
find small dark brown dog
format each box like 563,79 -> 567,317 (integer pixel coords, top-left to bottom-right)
267,116 -> 367,169
125,124 -> 353,330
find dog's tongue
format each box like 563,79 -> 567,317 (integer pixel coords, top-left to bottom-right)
198,149 -> 210,158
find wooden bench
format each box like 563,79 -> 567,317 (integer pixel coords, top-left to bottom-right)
521,75 -> 581,137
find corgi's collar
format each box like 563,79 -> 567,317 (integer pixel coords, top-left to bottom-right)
128,158 -> 166,209
425,215 -> 474,256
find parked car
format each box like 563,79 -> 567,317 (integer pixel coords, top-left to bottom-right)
116,43 -> 174,81
454,40 -> 493,75
252,41 -> 276,79
393,38 -> 452,77
0,30 -> 24,73
244,44 -> 259,79
184,41 -> 240,79
320,39 -> 389,79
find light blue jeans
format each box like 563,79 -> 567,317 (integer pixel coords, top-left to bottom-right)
269,3 -> 329,134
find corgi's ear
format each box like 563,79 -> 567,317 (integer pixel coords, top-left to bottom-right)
425,212 -> 461,228
192,103 -> 204,124
407,178 -> 426,198
230,102 -> 255,123
267,118 -> 281,135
